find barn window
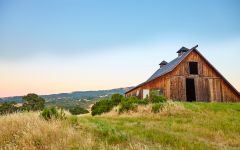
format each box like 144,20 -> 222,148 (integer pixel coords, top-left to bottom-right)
143,89 -> 149,99
189,62 -> 198,75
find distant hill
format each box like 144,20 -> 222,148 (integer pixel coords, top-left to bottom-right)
0,87 -> 132,108
43,87 -> 131,100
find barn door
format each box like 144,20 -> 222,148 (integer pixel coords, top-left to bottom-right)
186,78 -> 196,102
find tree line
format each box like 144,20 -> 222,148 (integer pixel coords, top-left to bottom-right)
0,93 -> 45,115
0,93 -> 89,116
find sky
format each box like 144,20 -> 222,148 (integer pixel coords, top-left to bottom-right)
0,0 -> 240,97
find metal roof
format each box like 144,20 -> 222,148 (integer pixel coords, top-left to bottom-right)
147,49 -> 191,82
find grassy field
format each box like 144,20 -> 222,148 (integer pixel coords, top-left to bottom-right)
0,102 -> 240,150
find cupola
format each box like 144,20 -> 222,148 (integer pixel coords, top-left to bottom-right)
177,47 -> 189,56
159,60 -> 168,68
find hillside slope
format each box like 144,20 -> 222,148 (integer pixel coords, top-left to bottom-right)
0,102 -> 240,149
1,87 -> 132,108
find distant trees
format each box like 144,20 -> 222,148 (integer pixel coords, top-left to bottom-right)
0,102 -> 19,115
22,93 -> 45,111
69,106 -> 89,115
0,93 -> 46,115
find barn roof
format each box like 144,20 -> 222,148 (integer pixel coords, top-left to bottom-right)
125,45 -> 240,95
147,49 -> 192,82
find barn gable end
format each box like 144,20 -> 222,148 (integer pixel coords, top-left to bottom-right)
125,46 -> 240,102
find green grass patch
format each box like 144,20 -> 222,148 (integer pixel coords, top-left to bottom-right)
77,102 -> 240,149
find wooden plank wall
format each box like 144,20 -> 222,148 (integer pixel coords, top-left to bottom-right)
195,78 -> 210,101
221,80 -> 240,102
126,76 -> 170,99
170,77 -> 186,101
170,50 -> 239,101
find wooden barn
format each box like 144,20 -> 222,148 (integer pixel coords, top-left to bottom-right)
125,45 -> 240,102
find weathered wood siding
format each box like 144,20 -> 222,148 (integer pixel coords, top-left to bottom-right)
168,50 -> 239,101
126,76 -> 170,99
221,80 -> 240,102
126,50 -> 240,102
170,76 -> 186,101
195,78 -> 210,101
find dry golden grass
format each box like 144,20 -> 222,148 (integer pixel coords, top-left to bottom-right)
0,112 -> 98,150
0,112 -> 147,150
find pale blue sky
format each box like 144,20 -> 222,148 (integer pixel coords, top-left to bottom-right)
0,0 -> 240,97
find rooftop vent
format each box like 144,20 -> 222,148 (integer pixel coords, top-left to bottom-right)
177,47 -> 189,56
159,60 -> 168,68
